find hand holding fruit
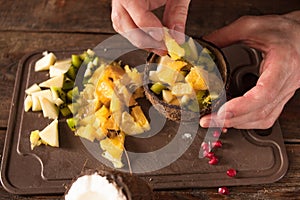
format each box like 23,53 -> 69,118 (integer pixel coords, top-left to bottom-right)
111,0 -> 191,54
200,11 -> 300,129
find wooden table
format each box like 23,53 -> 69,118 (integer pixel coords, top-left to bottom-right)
0,0 -> 300,199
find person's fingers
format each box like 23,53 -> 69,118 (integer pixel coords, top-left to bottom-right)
284,10 -> 300,23
231,92 -> 295,129
203,15 -> 268,49
121,0 -> 164,41
163,0 -> 191,43
111,0 -> 138,33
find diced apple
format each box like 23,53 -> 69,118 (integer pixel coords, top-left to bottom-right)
164,29 -> 185,60
39,97 -> 59,119
25,83 -> 41,95
35,52 -> 56,71
162,90 -> 174,103
156,65 -> 178,86
24,95 -> 33,112
49,59 -> 71,77
31,89 -> 53,111
39,74 -> 64,88
39,119 -> 59,147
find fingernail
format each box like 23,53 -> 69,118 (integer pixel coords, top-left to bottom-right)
200,118 -> 210,128
148,30 -> 163,41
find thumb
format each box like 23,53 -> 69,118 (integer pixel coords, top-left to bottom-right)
203,16 -> 262,48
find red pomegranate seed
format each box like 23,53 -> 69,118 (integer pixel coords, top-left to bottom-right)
218,186 -> 229,195
201,142 -> 209,150
213,130 -> 221,138
213,140 -> 222,148
208,156 -> 218,165
226,168 -> 237,177
205,152 -> 215,159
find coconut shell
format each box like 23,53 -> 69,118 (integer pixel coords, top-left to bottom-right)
144,39 -> 230,121
64,169 -> 154,200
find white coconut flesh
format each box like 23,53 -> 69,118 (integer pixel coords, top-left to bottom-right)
65,173 -> 127,200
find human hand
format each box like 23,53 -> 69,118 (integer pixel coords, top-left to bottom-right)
200,11 -> 300,129
111,0 -> 191,55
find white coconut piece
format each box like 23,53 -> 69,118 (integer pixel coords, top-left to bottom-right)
65,173 -> 127,200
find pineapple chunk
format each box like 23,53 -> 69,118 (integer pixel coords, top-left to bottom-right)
164,29 -> 185,60
120,112 -> 144,135
30,130 -> 42,150
100,132 -> 125,168
185,67 -> 208,90
131,106 -> 150,131
162,90 -> 174,103
76,124 -> 96,142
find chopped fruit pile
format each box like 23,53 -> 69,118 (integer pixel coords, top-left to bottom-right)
25,49 -> 150,168
68,61 -> 149,168
149,32 -> 221,112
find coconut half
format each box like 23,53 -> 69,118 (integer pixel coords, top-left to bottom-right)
65,172 -> 128,200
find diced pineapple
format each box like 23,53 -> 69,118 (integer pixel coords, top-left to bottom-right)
95,105 -> 111,119
164,29 -> 185,60
110,92 -> 123,113
100,132 -> 125,168
156,65 -> 178,86
76,124 -> 96,142
131,106 -> 150,131
185,67 -> 208,90
162,90 -> 174,103
95,79 -> 114,106
120,112 -> 144,135
30,130 -> 41,150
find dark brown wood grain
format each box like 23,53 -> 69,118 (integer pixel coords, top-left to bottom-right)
0,0 -> 300,199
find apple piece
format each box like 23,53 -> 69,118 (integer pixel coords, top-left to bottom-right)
24,95 -> 33,112
25,83 -> 41,95
39,97 -> 59,119
35,52 -> 56,72
49,59 -> 71,77
31,89 -> 53,111
39,74 -> 64,88
30,130 -> 42,150
39,119 -> 59,147
162,89 -> 174,103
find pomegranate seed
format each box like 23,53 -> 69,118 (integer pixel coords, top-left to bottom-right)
201,142 -> 209,150
213,140 -> 222,148
218,186 -> 229,195
213,130 -> 221,138
208,156 -> 218,165
205,152 -> 215,159
226,168 -> 237,177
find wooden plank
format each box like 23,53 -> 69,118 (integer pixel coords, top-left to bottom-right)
0,0 -> 299,36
